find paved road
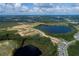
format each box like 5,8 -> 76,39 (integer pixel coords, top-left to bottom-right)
58,39 -> 76,56
58,39 -> 68,56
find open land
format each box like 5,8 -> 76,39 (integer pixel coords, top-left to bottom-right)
0,16 -> 79,56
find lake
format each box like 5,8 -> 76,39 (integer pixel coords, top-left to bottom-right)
35,25 -> 72,34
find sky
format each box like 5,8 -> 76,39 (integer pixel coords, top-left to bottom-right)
0,3 -> 79,15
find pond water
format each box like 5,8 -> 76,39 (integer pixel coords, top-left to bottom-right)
36,25 -> 72,34
13,45 -> 42,56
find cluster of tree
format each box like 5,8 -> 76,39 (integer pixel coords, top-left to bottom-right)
0,31 -> 22,41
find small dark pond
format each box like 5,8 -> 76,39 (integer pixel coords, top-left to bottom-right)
13,45 -> 42,56
36,25 -> 72,34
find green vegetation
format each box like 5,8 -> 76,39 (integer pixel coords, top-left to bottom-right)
0,40 -> 19,56
68,41 -> 79,56
24,34 -> 57,56
0,30 -> 20,41
0,15 -> 79,56
0,30 -> 57,56
0,22 -> 18,28
0,30 -> 23,56
50,29 -> 76,41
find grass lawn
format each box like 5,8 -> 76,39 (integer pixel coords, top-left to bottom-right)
68,41 -> 79,56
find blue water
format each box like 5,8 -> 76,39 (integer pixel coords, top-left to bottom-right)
36,25 -> 72,34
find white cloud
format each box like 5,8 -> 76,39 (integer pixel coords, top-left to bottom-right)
0,3 -> 79,15
14,3 -> 21,7
27,7 -> 43,14
21,5 -> 29,12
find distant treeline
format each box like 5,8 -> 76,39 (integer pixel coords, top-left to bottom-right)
0,15 -> 79,22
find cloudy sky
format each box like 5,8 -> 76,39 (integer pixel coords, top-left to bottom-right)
0,3 -> 79,15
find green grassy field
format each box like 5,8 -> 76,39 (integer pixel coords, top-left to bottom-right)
24,35 -> 57,56
0,30 -> 23,56
23,34 -> 57,56
0,22 -> 18,28
0,30 -> 57,56
68,41 -> 79,56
